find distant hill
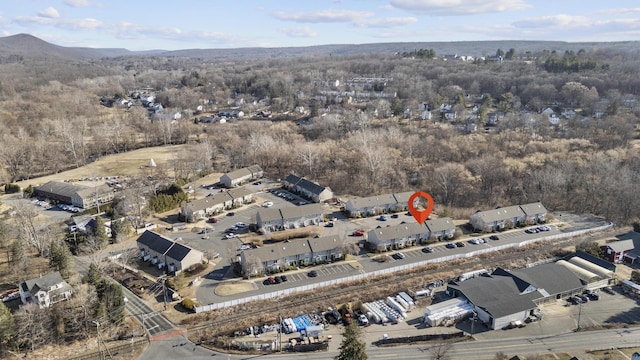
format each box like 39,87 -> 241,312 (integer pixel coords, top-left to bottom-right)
0,33 -> 639,62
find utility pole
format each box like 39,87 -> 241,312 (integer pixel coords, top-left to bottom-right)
576,303 -> 582,332
93,320 -> 113,360
161,276 -> 167,311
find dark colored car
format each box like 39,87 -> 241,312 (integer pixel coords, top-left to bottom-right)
281,275 -> 288,282
227,212 -> 235,216
208,217 -> 218,223
275,276 -> 283,284
446,243 -> 457,249
308,270 -> 318,278
422,247 -> 434,253
489,235 -> 499,240
587,293 -> 600,301
455,241 -> 465,247
263,279 -> 271,286
391,214 -> 399,218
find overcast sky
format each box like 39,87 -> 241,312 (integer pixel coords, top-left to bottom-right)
3,0 -> 640,50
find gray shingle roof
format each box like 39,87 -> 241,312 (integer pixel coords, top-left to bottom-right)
348,194 -> 397,209
137,230 -> 174,254
307,235 -> 344,253
256,208 -> 283,223
519,202 -> 548,216
369,222 -> 428,241
226,187 -> 252,200
223,167 -> 252,181
23,272 -> 66,293
279,203 -> 324,219
35,181 -> 85,198
511,263 -> 583,296
392,191 -> 414,204
473,205 -> 525,223
425,217 -> 455,232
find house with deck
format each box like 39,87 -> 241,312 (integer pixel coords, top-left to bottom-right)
19,272 -> 73,308
136,230 -> 203,274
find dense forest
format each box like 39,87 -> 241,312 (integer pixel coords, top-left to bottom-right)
1,40 -> 639,226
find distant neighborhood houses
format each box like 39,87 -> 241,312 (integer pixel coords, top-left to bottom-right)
240,235 -> 345,276
255,203 -> 325,232
34,181 -> 114,209
180,187 -> 254,222
344,191 -> 414,218
220,165 -> 263,187
469,202 -> 548,232
284,174 -> 333,203
19,271 -> 73,309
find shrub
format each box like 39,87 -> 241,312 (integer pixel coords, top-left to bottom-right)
181,298 -> 197,311
4,183 -> 20,194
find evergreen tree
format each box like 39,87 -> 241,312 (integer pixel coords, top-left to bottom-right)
0,301 -> 16,354
93,216 -> 108,248
49,240 -> 73,278
96,280 -> 125,325
336,322 -> 367,360
87,262 -> 102,285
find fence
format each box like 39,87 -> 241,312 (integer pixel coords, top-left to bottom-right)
194,222 -> 614,313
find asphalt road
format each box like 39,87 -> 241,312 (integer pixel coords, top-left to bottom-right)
135,325 -> 640,360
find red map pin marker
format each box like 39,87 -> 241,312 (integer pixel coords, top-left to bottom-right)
408,191 -> 434,224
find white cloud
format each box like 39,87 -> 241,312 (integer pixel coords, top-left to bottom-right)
279,27 -> 317,38
514,15 -> 590,28
597,7 -> 640,15
273,9 -> 375,23
355,17 -> 418,28
64,0 -> 92,7
389,0 -> 531,15
38,7 -> 60,19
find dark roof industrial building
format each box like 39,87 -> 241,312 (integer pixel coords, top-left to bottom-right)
446,263 -> 584,330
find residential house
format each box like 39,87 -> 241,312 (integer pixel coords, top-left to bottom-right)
308,236 -> 345,263
469,205 -> 526,232
447,264 -> 583,329
136,230 -> 204,274
392,191 -> 415,211
220,165 -> 263,187
255,204 -> 325,232
256,208 -> 285,232
345,193 -> 401,217
19,272 -> 73,308
601,239 -> 638,263
439,103 -> 452,112
226,187 -> 254,207
68,215 -> 111,237
519,202 -> 548,224
240,236 -> 344,275
284,174 -> 333,203
425,217 -> 456,240
562,109 -> 576,119
367,222 -> 430,250
279,204 -> 325,229
444,111 -> 457,121
180,187 -> 254,222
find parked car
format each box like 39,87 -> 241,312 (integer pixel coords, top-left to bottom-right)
208,217 -> 218,223
224,233 -> 237,239
537,225 -> 551,231
267,276 -> 276,284
275,276 -> 283,284
378,215 -> 387,221
455,241 -> 466,247
325,222 -> 334,227
227,212 -> 235,216
422,247 -> 434,253
253,181 -> 262,185
281,275 -> 288,282
263,279 -> 271,286
392,252 -> 405,260
469,238 -> 483,245
489,235 -> 500,240
391,214 -> 399,219
352,230 -> 365,236
238,244 -> 251,251
587,293 -> 600,301
446,243 -> 457,249
308,270 -> 318,278
263,201 -> 274,208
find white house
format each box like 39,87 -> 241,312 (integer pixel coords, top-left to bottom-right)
19,272 -> 73,308
220,165 -> 263,187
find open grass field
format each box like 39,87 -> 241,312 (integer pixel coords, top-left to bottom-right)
15,144 -> 190,188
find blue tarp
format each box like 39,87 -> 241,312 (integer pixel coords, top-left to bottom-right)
292,315 -> 312,331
